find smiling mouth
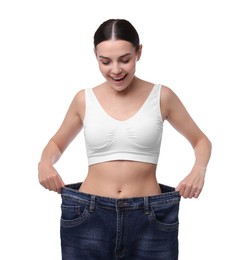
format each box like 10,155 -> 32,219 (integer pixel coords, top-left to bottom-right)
110,75 -> 127,82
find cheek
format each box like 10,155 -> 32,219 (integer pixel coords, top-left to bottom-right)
126,61 -> 136,73
99,64 -> 109,75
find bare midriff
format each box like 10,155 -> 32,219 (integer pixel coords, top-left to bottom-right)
79,160 -> 162,198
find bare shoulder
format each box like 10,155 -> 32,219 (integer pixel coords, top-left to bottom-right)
68,89 -> 86,120
71,89 -> 86,110
160,85 -> 177,101
160,85 -> 183,119
74,89 -> 85,103
160,85 -> 179,106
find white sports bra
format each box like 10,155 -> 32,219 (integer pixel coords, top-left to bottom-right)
83,84 -> 164,165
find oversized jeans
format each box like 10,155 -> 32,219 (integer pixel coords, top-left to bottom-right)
60,183 -> 181,260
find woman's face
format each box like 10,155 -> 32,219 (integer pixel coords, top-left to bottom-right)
95,40 -> 142,92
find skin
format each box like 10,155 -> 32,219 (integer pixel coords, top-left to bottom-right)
38,39 -> 212,199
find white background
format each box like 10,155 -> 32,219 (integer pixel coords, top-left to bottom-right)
0,0 -> 249,259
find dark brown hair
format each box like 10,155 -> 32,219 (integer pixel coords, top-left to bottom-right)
94,19 -> 140,51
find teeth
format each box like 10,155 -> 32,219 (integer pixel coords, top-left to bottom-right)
111,76 -> 125,81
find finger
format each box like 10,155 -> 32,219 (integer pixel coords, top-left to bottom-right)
182,186 -> 192,199
175,184 -> 181,192
188,187 -> 198,198
41,174 -> 60,192
54,176 -> 65,193
176,183 -> 190,198
193,188 -> 202,198
39,178 -> 53,191
175,183 -> 184,196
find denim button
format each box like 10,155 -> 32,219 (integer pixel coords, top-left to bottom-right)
117,201 -> 124,207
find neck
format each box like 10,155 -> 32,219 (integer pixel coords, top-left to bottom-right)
107,76 -> 141,96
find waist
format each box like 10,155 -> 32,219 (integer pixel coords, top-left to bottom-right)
61,183 -> 180,209
80,162 -> 159,198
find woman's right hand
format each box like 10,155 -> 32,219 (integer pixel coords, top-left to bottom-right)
38,162 -> 65,193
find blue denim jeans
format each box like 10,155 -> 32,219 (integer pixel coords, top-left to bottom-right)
60,183 -> 181,260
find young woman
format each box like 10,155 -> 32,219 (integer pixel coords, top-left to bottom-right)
38,19 -> 212,260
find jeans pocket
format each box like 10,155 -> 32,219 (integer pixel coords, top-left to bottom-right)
148,202 -> 180,232
60,204 -> 90,228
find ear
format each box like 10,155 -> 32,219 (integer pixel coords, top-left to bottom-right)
137,44 -> 143,61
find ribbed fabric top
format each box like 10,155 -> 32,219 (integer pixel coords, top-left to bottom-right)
83,84 -> 164,165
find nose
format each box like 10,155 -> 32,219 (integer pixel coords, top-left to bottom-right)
111,63 -> 122,75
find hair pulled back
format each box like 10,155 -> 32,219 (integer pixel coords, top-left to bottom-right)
94,19 -> 140,51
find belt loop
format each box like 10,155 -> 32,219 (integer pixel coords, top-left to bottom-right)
89,195 -> 96,213
144,197 -> 150,215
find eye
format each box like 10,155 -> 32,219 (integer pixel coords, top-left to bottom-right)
99,58 -> 110,65
102,61 -> 110,65
120,59 -> 130,64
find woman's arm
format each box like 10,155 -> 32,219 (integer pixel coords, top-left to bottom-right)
38,90 -> 85,193
161,86 -> 212,198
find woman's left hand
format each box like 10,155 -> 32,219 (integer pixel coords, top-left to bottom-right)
175,168 -> 206,199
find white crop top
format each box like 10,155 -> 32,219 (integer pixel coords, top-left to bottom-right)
83,84 -> 164,165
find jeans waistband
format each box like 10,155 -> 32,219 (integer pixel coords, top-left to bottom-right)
61,182 -> 180,211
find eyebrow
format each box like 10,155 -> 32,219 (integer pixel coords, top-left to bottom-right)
98,53 -> 131,59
